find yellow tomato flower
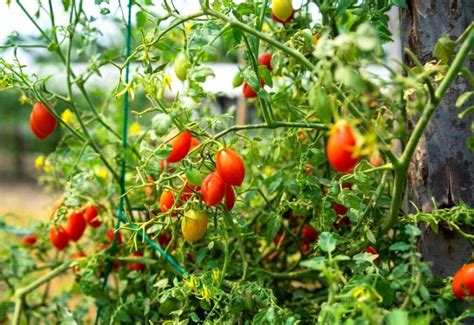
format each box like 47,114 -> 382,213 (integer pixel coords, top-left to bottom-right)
95,166 -> 108,180
61,109 -> 75,125
128,122 -> 142,136
212,268 -> 220,285
184,22 -> 193,35
163,73 -> 172,90
18,94 -> 29,104
43,159 -> 52,173
35,155 -> 45,171
201,285 -> 212,303
262,22 -> 271,33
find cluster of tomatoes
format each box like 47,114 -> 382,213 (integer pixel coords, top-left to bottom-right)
156,130 -> 246,242
49,204 -> 101,250
29,102 -> 57,140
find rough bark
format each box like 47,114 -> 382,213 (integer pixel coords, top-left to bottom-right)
400,0 -> 473,277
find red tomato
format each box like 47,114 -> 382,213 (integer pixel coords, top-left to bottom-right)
50,225 -> 69,250
224,184 -> 236,210
160,190 -> 175,213
216,148 -> 246,186
300,241 -> 311,254
65,211 -> 86,242
166,130 -> 192,163
332,202 -> 348,216
273,230 -> 283,245
305,167 -> 313,175
106,229 -> 122,245
326,121 -> 359,173
30,102 -> 57,140
158,232 -> 171,247
190,137 -> 200,150
258,52 -> 273,71
364,246 -> 381,264
84,205 -> 102,228
201,172 -> 226,206
452,263 -> 474,299
242,78 -> 264,99
271,10 -> 294,24
129,251 -> 146,272
21,234 -> 37,245
301,225 -> 318,243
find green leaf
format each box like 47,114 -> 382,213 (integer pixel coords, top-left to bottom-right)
259,66 -> 273,87
389,242 -> 410,251
318,232 -> 336,253
433,35 -> 456,64
136,11 -> 147,29
301,256 -> 327,270
387,309 -> 409,325
308,87 -> 331,124
335,65 -> 367,92
390,0 -> 408,9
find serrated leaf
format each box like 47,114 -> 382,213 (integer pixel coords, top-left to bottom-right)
301,256 -> 327,270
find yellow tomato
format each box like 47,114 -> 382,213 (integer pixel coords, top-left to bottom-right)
181,209 -> 208,242
272,0 -> 293,22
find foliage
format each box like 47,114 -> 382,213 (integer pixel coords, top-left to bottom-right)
0,0 -> 473,323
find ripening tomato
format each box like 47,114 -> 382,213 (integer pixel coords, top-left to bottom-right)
452,263 -> 474,299
305,167 -> 313,175
224,184 -> 236,210
166,130 -> 192,163
50,225 -> 69,250
181,209 -> 208,242
21,234 -> 37,245
106,229 -> 122,245
174,52 -> 191,81
332,202 -> 348,216
129,251 -> 146,272
84,205 -> 102,228
369,154 -> 383,167
258,52 -> 273,71
201,172 -> 226,206
364,246 -> 381,264
272,0 -> 294,24
216,148 -> 246,186
158,232 -> 171,247
327,121 -> 359,173
30,102 -> 57,140
301,225 -> 318,243
65,211 -> 86,242
160,190 -> 175,213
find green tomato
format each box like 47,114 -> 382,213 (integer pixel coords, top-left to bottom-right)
232,71 -> 244,88
174,52 -> 191,81
186,168 -> 203,186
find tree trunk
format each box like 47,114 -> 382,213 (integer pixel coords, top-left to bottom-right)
400,0 -> 474,277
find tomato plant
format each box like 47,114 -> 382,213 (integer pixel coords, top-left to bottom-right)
0,0 -> 473,323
